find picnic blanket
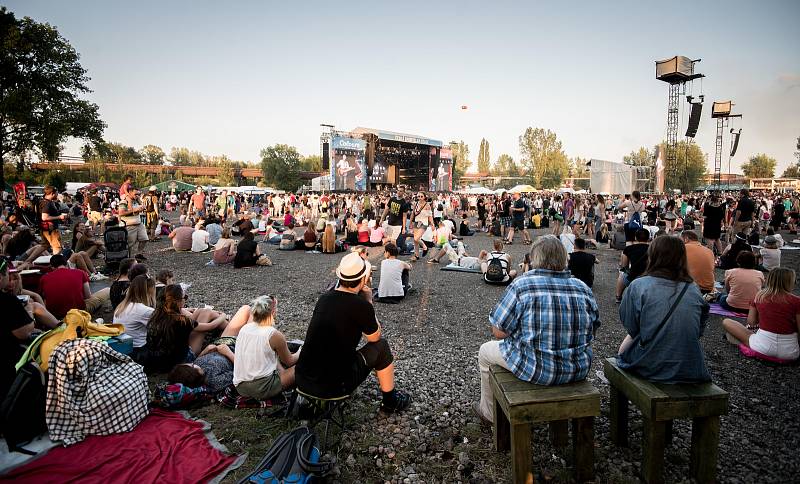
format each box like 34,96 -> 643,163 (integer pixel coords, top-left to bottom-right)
708,303 -> 748,319
441,263 -> 482,273
0,409 -> 244,483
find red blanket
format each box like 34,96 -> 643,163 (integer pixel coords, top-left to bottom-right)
1,409 -> 242,483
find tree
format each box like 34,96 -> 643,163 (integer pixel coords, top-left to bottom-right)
477,138 -> 490,174
570,157 -> 590,189
518,127 -> 570,189
783,165 -> 800,178
300,154 -> 322,172
449,141 -> 469,188
623,147 -> 653,166
661,141 -> 707,192
261,144 -> 302,191
106,142 -> 143,164
216,156 -> 235,186
493,153 -> 518,177
0,7 -> 105,188
169,147 -> 205,166
139,144 -> 166,165
741,153 -> 777,179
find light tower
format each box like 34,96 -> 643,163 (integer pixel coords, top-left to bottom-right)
655,56 -> 704,191
711,102 -> 742,190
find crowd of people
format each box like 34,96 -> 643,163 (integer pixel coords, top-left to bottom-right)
1,177 -> 798,450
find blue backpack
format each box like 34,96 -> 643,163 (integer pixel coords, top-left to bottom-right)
238,426 -> 332,484
626,204 -> 643,232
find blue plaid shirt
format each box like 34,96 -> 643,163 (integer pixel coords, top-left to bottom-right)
490,269 -> 600,385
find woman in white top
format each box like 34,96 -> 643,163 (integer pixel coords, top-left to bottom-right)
233,295 -> 300,400
113,274 -> 156,351
411,193 -> 434,261
191,222 -> 211,252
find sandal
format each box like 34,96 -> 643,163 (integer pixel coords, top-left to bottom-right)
410,255 -> 419,262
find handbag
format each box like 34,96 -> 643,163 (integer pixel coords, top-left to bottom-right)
638,282 -> 690,348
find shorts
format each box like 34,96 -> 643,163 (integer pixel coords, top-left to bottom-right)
414,221 -> 428,230
88,211 -> 103,224
235,370 -> 283,400
511,218 -> 525,230
41,229 -> 62,253
500,217 -> 512,228
749,329 -> 800,361
126,223 -> 148,248
386,225 -> 402,244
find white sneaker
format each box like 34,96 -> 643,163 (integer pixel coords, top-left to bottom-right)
90,272 -> 109,282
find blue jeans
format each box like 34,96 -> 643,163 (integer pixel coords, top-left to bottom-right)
718,294 -> 748,314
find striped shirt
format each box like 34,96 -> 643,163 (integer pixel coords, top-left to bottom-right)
490,269 -> 600,385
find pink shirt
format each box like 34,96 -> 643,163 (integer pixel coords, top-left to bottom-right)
370,226 -> 385,244
724,268 -> 764,310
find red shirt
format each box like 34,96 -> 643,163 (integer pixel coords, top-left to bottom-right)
753,294 -> 800,335
39,267 -> 88,319
190,193 -> 205,210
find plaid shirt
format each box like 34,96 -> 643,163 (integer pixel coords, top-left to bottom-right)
490,269 -> 600,385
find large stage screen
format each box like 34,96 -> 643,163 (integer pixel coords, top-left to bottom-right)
429,147 -> 453,191
330,136 -> 367,191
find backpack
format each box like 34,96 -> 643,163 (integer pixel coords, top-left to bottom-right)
0,361 -> 48,454
485,253 -> 507,283
626,208 -> 643,231
238,426 -> 332,484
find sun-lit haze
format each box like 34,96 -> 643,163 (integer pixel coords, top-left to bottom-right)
7,0 -> 800,173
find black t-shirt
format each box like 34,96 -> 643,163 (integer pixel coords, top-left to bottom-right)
568,251 -> 596,288
296,290 -> 379,398
39,199 -> 61,229
0,291 -> 33,398
501,199 -> 511,217
736,197 -> 755,222
234,239 -> 258,268
144,314 -> 197,373
512,199 -> 525,220
110,280 -> 131,311
386,197 -> 408,226
623,243 -> 649,281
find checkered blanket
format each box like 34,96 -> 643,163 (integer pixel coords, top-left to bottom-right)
46,339 -> 149,446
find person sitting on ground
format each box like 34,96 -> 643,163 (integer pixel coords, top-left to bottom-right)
169,219 -> 195,251
617,235 -> 711,382
113,274 -> 156,360
72,223 -> 105,259
155,268 -> 173,301
302,223 -> 317,250
212,226 -> 237,265
722,267 -> 800,361
3,227 -> 48,270
233,295 -> 300,400
475,235 -> 599,424
295,252 -> 411,412
369,222 -> 385,247
568,238 -> 597,288
610,223 -> 626,250
38,254 -> 111,320
376,243 -> 412,303
357,218 -> 371,245
205,217 -> 223,246
0,259 -> 35,400
483,239 -> 517,285
615,228 -> 650,303
112,262 -> 148,311
110,258 -> 137,310
759,235 -> 781,272
765,227 -> 784,248
716,232 -> 751,270
278,223 -> 301,250
3,267 -> 59,329
681,230 -> 715,294
720,251 -> 764,314
234,231 -> 271,268
560,223 -> 576,254
191,221 -> 211,253
344,215 -> 359,245
459,214 -> 475,237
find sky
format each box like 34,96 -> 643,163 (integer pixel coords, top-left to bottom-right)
6,0 -> 800,174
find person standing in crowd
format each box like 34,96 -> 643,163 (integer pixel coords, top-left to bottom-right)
117,186 -> 149,260
681,230 -> 715,294
189,186 -> 206,219
379,186 -> 409,246
39,185 -> 67,255
87,189 -> 104,232
295,252 -> 411,412
617,235 -> 711,382
410,192 -> 433,261
505,192 -> 531,245
701,193 -> 726,254
144,186 -> 160,241
475,235 -> 599,423
617,191 -> 646,245
732,189 -> 756,235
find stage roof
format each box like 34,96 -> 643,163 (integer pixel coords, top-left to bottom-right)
352,127 -> 443,148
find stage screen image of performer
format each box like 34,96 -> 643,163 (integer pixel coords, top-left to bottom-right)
330,136 -> 367,191
335,154 -> 360,191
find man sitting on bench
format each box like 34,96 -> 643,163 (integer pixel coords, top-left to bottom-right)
475,235 -> 600,423
295,252 -> 411,413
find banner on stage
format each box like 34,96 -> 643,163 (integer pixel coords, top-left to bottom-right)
429,147 -> 453,192
330,136 -> 367,191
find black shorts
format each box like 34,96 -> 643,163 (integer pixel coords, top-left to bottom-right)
342,339 -> 394,395
512,218 -> 525,230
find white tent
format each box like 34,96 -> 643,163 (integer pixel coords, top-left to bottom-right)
466,186 -> 495,195
508,184 -> 537,193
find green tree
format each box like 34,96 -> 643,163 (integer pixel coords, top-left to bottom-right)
623,147 -> 653,166
518,127 -> 570,189
169,147 -> 205,166
449,141 -> 469,188
300,154 -> 322,172
0,7 -> 105,188
105,142 -> 142,164
139,144 -> 166,165
477,138 -> 491,174
493,153 -> 518,176
216,156 -> 235,186
261,144 -> 301,191
661,141 -> 707,192
570,157 -> 590,189
783,165 -> 800,178
741,153 -> 777,179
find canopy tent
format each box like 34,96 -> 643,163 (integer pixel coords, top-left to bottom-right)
464,186 -> 495,195
557,187 -> 575,193
154,180 -> 196,192
508,184 -> 537,193
84,182 -> 119,192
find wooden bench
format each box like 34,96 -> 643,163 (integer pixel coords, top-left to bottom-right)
603,357 -> 729,484
489,365 -> 601,484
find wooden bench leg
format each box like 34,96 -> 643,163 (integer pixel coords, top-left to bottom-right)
571,417 -> 595,482
510,423 -> 532,484
494,397 -> 510,452
610,386 -> 629,446
549,419 -> 569,448
690,416 -> 720,484
665,419 -> 673,446
642,418 -> 666,484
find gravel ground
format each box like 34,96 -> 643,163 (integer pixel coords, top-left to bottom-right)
140,220 -> 800,483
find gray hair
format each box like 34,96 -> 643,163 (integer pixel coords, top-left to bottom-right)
529,235 -> 567,271
250,295 -> 276,323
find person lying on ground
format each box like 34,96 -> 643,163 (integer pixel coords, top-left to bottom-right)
233,295 -> 300,400
3,227 -> 48,270
722,267 -> 800,361
169,219 -> 194,251
295,252 -> 411,412
376,243 -> 412,303
475,235 -> 599,424
617,235 -> 711,382
719,251 -> 764,314
38,254 -> 111,320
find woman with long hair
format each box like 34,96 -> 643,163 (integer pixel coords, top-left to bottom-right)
114,274 -> 156,354
617,235 -> 711,382
212,226 -> 237,265
722,268 -> 800,361
410,193 -> 434,261
143,284 -> 210,372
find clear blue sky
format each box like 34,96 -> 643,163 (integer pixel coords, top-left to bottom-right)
7,0 -> 800,173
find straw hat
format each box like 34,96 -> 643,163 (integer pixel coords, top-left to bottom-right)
336,252 -> 371,282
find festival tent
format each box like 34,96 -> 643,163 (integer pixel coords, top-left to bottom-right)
558,187 -> 575,193
508,184 -> 537,193
154,180 -> 196,192
465,186 -> 495,195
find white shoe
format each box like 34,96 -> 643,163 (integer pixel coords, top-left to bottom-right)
90,272 -> 109,282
